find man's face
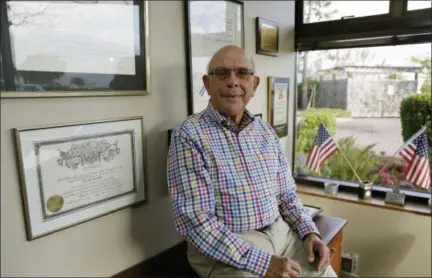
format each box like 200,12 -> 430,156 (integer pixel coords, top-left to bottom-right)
203,49 -> 259,118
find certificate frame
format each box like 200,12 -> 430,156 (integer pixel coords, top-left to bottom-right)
14,116 -> 147,240
0,1 -> 151,98
256,17 -> 279,57
184,0 -> 245,115
267,76 -> 289,138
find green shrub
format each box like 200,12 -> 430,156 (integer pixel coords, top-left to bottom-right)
298,108 -> 351,118
400,92 -> 432,154
319,137 -> 381,182
296,110 -> 336,154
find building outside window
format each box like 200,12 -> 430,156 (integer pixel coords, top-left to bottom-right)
294,1 -> 431,195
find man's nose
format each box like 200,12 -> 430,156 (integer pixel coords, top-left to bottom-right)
226,71 -> 239,87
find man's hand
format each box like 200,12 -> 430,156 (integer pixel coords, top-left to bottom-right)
303,233 -> 330,271
264,255 -> 301,278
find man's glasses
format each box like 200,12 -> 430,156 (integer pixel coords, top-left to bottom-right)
208,67 -> 254,80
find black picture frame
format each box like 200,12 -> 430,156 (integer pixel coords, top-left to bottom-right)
254,113 -> 263,119
256,17 -> 279,57
184,0 -> 245,116
0,1 -> 150,98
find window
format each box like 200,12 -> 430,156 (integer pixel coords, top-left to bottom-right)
294,43 -> 431,195
407,0 -> 432,11
303,1 -> 390,23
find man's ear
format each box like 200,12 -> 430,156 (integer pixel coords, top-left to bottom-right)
203,75 -> 210,92
253,76 -> 260,91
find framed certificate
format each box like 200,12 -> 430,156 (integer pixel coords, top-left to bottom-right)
184,0 -> 245,115
14,117 -> 147,240
0,1 -> 150,98
267,76 -> 290,138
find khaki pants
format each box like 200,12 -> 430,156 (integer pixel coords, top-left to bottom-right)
187,218 -> 338,277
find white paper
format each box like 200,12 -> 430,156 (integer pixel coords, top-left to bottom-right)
37,133 -> 135,219
273,83 -> 289,125
8,1 -> 138,75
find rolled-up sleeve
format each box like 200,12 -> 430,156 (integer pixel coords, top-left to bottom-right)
167,128 -> 272,276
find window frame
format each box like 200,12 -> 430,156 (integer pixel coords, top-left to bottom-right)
406,0 -> 432,12
292,0 -> 432,202
295,0 -> 432,51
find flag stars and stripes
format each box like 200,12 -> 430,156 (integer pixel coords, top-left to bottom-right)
399,129 -> 431,189
306,123 -> 339,172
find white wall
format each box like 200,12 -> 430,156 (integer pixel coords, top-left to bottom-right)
298,193 -> 432,277
1,1 -> 296,276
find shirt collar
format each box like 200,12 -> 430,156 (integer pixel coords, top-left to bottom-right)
205,102 -> 255,132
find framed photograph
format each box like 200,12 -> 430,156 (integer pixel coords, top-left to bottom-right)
14,117 -> 147,240
184,0 -> 245,115
304,204 -> 323,219
0,1 -> 150,98
267,76 -> 289,138
254,113 -> 263,119
256,17 -> 279,57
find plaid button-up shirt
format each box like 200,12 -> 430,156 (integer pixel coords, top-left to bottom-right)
167,104 -> 319,277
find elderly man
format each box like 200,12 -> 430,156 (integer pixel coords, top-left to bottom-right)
167,45 -> 337,278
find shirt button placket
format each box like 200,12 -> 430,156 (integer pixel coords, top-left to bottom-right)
238,131 -> 263,228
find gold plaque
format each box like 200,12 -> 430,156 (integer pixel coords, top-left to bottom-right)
260,23 -> 278,52
256,17 -> 279,57
46,195 -> 64,213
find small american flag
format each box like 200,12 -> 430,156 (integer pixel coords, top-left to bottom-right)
306,123 -> 339,172
398,127 -> 431,189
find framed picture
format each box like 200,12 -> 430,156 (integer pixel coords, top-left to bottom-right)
14,117 -> 147,240
0,1 -> 150,98
267,76 -> 289,138
184,0 -> 245,115
254,113 -> 263,119
256,17 -> 279,57
304,204 -> 323,219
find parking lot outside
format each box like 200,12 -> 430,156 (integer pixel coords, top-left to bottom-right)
334,118 -> 404,156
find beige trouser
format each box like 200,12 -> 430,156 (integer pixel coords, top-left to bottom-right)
187,217 -> 338,278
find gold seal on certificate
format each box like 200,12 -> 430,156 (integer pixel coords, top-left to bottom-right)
46,195 -> 64,213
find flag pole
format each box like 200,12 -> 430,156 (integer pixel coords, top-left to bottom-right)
318,119 -> 363,183
333,136 -> 364,183
393,126 -> 427,156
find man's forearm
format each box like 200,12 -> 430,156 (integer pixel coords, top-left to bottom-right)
179,213 -> 272,276
279,201 -> 320,239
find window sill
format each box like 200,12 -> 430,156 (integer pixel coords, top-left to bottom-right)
296,183 -> 432,217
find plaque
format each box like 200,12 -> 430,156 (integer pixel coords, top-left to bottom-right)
384,189 -> 406,206
256,17 -> 279,57
267,76 -> 289,138
14,117 -> 147,240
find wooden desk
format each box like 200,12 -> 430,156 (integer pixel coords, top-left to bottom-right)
113,215 -> 348,278
314,215 -> 348,276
